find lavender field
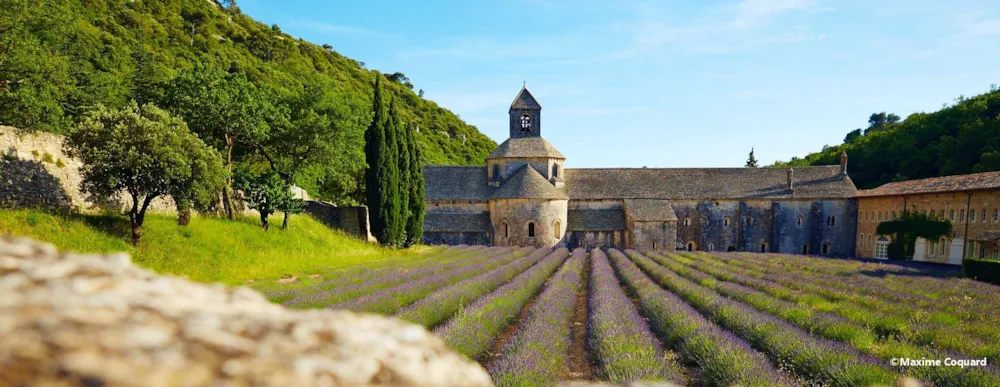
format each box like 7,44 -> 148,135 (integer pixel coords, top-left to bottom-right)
259,246 -> 1000,386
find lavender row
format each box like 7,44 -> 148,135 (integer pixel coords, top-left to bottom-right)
605,249 -> 792,386
488,248 -> 587,387
396,247 -> 564,327
434,248 -> 578,358
266,245 -> 477,303
588,249 -> 685,383
650,251 -> 1000,386
283,246 -> 493,309
685,251 -> 1000,360
624,250 -> 897,386
330,247 -> 533,314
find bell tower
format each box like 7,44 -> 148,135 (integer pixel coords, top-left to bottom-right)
509,86 -> 541,139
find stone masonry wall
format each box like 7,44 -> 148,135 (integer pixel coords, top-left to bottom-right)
303,200 -> 375,242
0,126 -> 175,213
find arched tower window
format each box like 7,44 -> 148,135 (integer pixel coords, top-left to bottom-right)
708,242 -> 715,251
492,164 -> 500,179
760,242 -> 768,253
802,243 -> 809,255
683,217 -> 690,226
520,114 -> 531,133
822,242 -> 830,255
797,216 -> 804,226
502,221 -> 509,238
652,240 -> 658,250
552,163 -> 559,178
527,221 -> 536,238
686,241 -> 696,251
553,220 -> 561,238
724,216 -> 731,226
746,216 -> 754,226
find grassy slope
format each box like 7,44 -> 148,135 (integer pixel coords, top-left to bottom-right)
0,209 -> 429,285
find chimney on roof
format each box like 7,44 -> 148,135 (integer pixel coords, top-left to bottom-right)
787,168 -> 795,191
840,150 -> 848,178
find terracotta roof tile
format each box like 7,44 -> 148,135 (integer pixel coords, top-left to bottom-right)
855,172 -> 1000,198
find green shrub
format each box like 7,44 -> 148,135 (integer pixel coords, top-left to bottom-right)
41,152 -> 54,163
31,150 -> 39,158
55,159 -> 65,168
963,258 -> 1000,285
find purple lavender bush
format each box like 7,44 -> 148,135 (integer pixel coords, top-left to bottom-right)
488,248 -> 586,387
606,249 -> 793,387
395,247 -> 562,327
435,248 -> 578,358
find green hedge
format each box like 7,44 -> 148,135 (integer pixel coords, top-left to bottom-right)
963,258 -> 1000,285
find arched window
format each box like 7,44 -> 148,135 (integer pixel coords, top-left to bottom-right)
552,164 -> 559,178
929,210 -> 935,219
864,212 -> 868,221
797,216 -> 804,227
831,216 -> 836,226
652,240 -> 658,250
502,221 -> 509,238
520,114 -> 531,132
527,221 -> 536,238
746,216 -> 753,226
724,216 -> 731,226
940,237 -> 947,255
859,234 -> 865,249
960,209 -> 965,222
874,236 -> 890,259
950,209 -> 955,221
683,217 -> 690,226
868,234 -> 873,249
686,241 -> 696,252
802,243 -> 809,255
983,209 -> 987,223
892,211 -> 897,220
822,242 -> 830,255
553,220 -> 561,238
760,242 -> 768,253
708,242 -> 715,251
877,212 -> 882,222
493,164 -> 501,179
993,209 -> 998,223
970,210 -> 977,222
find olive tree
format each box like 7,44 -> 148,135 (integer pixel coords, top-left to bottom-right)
65,102 -> 225,244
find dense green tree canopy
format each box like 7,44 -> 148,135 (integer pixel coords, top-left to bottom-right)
65,102 -> 224,244
0,0 -> 495,205
775,90 -> 1000,189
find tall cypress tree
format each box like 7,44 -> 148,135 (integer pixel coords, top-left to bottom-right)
381,97 -> 403,246
405,122 -> 425,246
365,76 -> 389,243
393,103 -> 411,244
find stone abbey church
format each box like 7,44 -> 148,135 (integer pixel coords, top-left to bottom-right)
422,87 -> 859,256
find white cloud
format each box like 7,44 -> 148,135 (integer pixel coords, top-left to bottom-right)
961,18 -> 1000,36
733,0 -> 819,28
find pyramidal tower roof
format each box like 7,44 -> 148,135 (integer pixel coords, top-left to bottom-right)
510,86 -> 541,110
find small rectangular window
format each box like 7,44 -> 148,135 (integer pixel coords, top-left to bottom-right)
960,209 -> 965,222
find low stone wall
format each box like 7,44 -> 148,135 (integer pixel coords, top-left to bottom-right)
303,200 -> 375,242
0,235 -> 491,386
0,126 -> 174,214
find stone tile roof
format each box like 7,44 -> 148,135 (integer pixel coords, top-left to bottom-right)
624,199 -> 677,221
424,165 -> 856,202
567,209 -> 626,231
423,212 -> 492,233
855,171 -> 1000,198
424,166 -> 489,201
510,87 -> 541,110
487,137 -> 565,159
564,166 -> 857,200
491,166 -> 569,200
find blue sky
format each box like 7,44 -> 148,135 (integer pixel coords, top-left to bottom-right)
238,0 -> 999,168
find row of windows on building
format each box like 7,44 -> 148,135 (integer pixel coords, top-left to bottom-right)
683,241 -> 833,255
491,163 -> 562,179
680,215 -> 834,227
862,208 -> 1000,224
500,219 -> 560,239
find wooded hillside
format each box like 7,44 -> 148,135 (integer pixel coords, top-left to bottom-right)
774,88 -> 1000,189
0,0 -> 496,203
